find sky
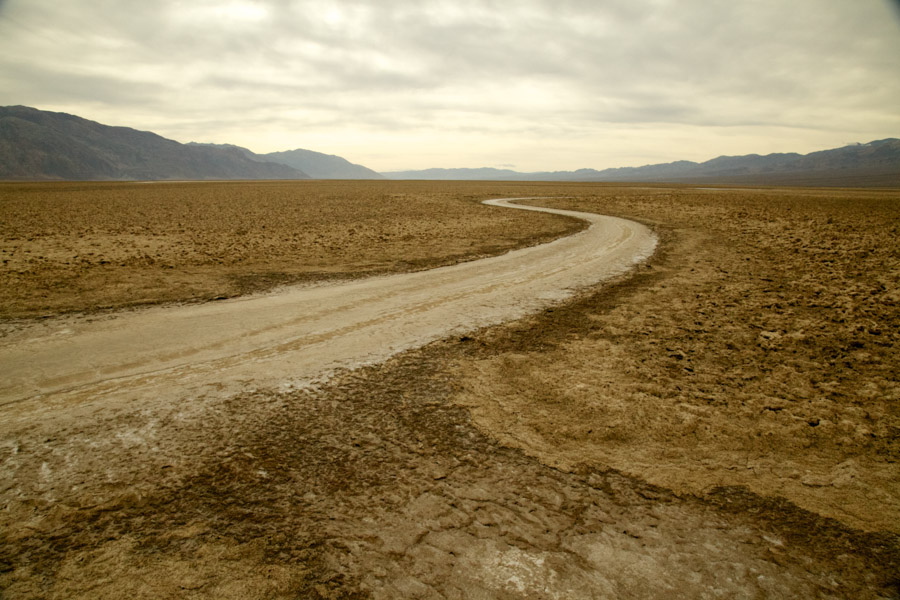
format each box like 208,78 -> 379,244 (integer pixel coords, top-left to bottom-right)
1,0 -> 899,172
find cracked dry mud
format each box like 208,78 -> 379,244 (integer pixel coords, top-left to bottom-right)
1,182 -> 899,598
3,353 -> 897,598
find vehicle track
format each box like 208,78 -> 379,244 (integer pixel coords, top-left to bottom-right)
0,198 -> 655,409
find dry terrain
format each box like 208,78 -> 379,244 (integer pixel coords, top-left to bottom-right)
1,181 -> 898,598
0,181 -> 581,318
455,187 -> 900,533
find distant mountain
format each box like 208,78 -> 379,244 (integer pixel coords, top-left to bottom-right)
384,139 -> 900,187
383,167 -> 523,180
188,144 -> 382,180
0,106 -> 309,181
4,105 -> 896,186
382,164 -> 708,182
259,148 -> 383,179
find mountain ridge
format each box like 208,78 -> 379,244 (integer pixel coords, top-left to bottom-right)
384,139 -> 900,186
2,106 -> 897,186
260,148 -> 383,180
0,106 -> 383,181
0,106 -> 309,181
187,143 -> 383,179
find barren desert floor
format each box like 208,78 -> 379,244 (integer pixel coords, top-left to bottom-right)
0,181 -> 582,318
1,181 -> 898,599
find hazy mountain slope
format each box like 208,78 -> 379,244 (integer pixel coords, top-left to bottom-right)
569,161 -> 700,182
385,140 -> 900,186
382,167 -> 524,180
650,140 -> 900,186
0,106 -> 308,181
259,148 -> 383,179
4,105 -> 896,185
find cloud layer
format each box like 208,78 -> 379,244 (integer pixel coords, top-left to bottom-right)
2,0 -> 899,170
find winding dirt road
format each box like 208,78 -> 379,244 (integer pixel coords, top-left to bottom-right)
0,198 -> 656,410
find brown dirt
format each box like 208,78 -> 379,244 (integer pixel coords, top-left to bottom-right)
1,183 -> 899,598
454,187 -> 900,534
0,181 -> 582,318
2,346 -> 898,598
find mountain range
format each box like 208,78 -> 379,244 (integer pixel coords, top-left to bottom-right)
384,140 -> 900,187
1,106 -> 897,186
0,106 -> 378,181
185,143 -> 382,180
259,148 -> 381,179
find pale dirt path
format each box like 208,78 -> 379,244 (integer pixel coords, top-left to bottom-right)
0,198 -> 655,411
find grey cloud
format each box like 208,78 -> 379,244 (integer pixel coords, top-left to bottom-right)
0,59 -> 166,107
1,0 -> 898,167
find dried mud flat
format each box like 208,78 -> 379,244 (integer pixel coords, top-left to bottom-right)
1,182 -> 899,598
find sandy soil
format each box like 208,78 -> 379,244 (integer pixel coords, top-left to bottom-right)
0,181 -> 581,318
1,183 -> 898,598
453,187 -> 900,537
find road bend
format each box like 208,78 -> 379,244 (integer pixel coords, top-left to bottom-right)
0,198 -> 656,413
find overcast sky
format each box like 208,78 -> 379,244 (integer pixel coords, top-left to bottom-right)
1,0 -> 899,172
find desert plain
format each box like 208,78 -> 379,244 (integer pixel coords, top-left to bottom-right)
0,180 -> 898,598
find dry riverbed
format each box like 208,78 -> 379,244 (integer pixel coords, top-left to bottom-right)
1,181 -> 898,598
